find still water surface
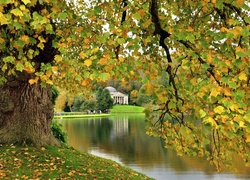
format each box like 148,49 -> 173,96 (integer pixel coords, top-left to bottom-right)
60,115 -> 250,180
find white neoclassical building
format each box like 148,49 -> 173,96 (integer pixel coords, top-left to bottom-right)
105,86 -> 129,105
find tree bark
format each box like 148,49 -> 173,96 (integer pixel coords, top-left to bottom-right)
0,79 -> 59,147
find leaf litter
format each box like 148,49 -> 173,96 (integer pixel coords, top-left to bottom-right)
0,144 -> 153,179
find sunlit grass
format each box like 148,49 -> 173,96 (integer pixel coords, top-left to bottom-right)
54,113 -> 112,119
54,105 -> 145,119
110,105 -> 145,113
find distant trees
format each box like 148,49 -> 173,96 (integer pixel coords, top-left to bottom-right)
130,90 -> 138,105
71,96 -> 97,112
69,87 -> 113,112
54,89 -> 74,112
136,85 -> 153,106
130,88 -> 152,106
96,87 -> 114,112
81,99 -> 97,112
72,96 -> 84,112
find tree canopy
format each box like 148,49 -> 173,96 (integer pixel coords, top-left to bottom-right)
0,0 -> 249,170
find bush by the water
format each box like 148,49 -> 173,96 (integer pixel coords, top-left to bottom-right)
51,120 -> 67,143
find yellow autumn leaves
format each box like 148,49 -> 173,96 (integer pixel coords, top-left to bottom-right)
203,0 -> 244,7
29,66 -> 58,85
201,105 -> 247,131
220,26 -> 244,38
83,59 -> 92,67
79,48 -> 100,68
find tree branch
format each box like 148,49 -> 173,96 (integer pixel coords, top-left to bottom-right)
223,2 -> 249,26
178,40 -> 221,86
150,0 -> 184,125
115,0 -> 128,59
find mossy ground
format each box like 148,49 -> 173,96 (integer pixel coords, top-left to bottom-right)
0,144 -> 153,179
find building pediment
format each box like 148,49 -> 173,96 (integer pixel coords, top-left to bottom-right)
110,92 -> 127,97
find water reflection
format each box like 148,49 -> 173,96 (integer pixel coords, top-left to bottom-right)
60,115 -> 250,180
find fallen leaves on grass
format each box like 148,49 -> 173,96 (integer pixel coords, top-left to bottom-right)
0,144 -> 152,179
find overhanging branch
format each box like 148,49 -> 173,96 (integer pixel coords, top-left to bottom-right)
150,0 -> 184,124
115,0 -> 128,59
178,40 -> 221,86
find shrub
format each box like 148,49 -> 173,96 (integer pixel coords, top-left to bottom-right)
51,121 -> 67,143
51,86 -> 59,106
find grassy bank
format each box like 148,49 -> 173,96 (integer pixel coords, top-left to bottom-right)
53,105 -> 145,119
54,113 -> 112,119
110,105 -> 145,113
0,144 -> 152,179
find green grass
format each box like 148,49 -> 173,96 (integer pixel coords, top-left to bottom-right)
54,113 -> 112,119
110,105 -> 145,113
0,144 -> 153,179
54,105 -> 145,119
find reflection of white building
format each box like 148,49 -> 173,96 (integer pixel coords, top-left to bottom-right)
105,86 -> 128,104
110,116 -> 129,140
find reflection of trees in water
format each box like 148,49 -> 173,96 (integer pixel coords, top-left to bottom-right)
61,117 -> 250,177
92,118 -> 113,144
61,118 -> 113,150
98,116 -> 185,169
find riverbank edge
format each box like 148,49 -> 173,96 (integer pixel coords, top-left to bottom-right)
0,144 -> 153,179
53,113 -> 113,119
54,105 -> 145,119
53,113 -> 146,119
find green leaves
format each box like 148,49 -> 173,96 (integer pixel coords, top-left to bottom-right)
10,8 -> 23,17
94,6 -> 101,15
98,73 -> 110,82
30,12 -> 48,29
58,12 -> 68,19
214,106 -> 225,114
117,38 -> 125,44
3,56 -> 15,63
0,12 -> 9,25
16,62 -> 24,72
0,0 -> 11,4
199,109 -> 206,118
21,0 -> 31,5
228,81 -> 237,89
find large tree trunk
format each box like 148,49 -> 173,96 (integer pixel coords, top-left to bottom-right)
0,0 -> 60,147
0,79 -> 59,147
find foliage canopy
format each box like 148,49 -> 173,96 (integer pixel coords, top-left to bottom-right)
0,0 -> 249,171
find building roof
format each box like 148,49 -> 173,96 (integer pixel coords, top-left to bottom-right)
105,86 -> 117,92
111,92 -> 128,97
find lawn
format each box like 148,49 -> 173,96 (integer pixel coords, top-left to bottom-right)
110,105 -> 145,113
0,144 -> 152,179
7,105 -> 149,179
53,105 -> 145,119
54,113 -> 112,119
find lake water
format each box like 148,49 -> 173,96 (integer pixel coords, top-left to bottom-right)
60,114 -> 250,180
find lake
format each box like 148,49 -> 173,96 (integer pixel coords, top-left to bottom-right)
60,114 -> 250,180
